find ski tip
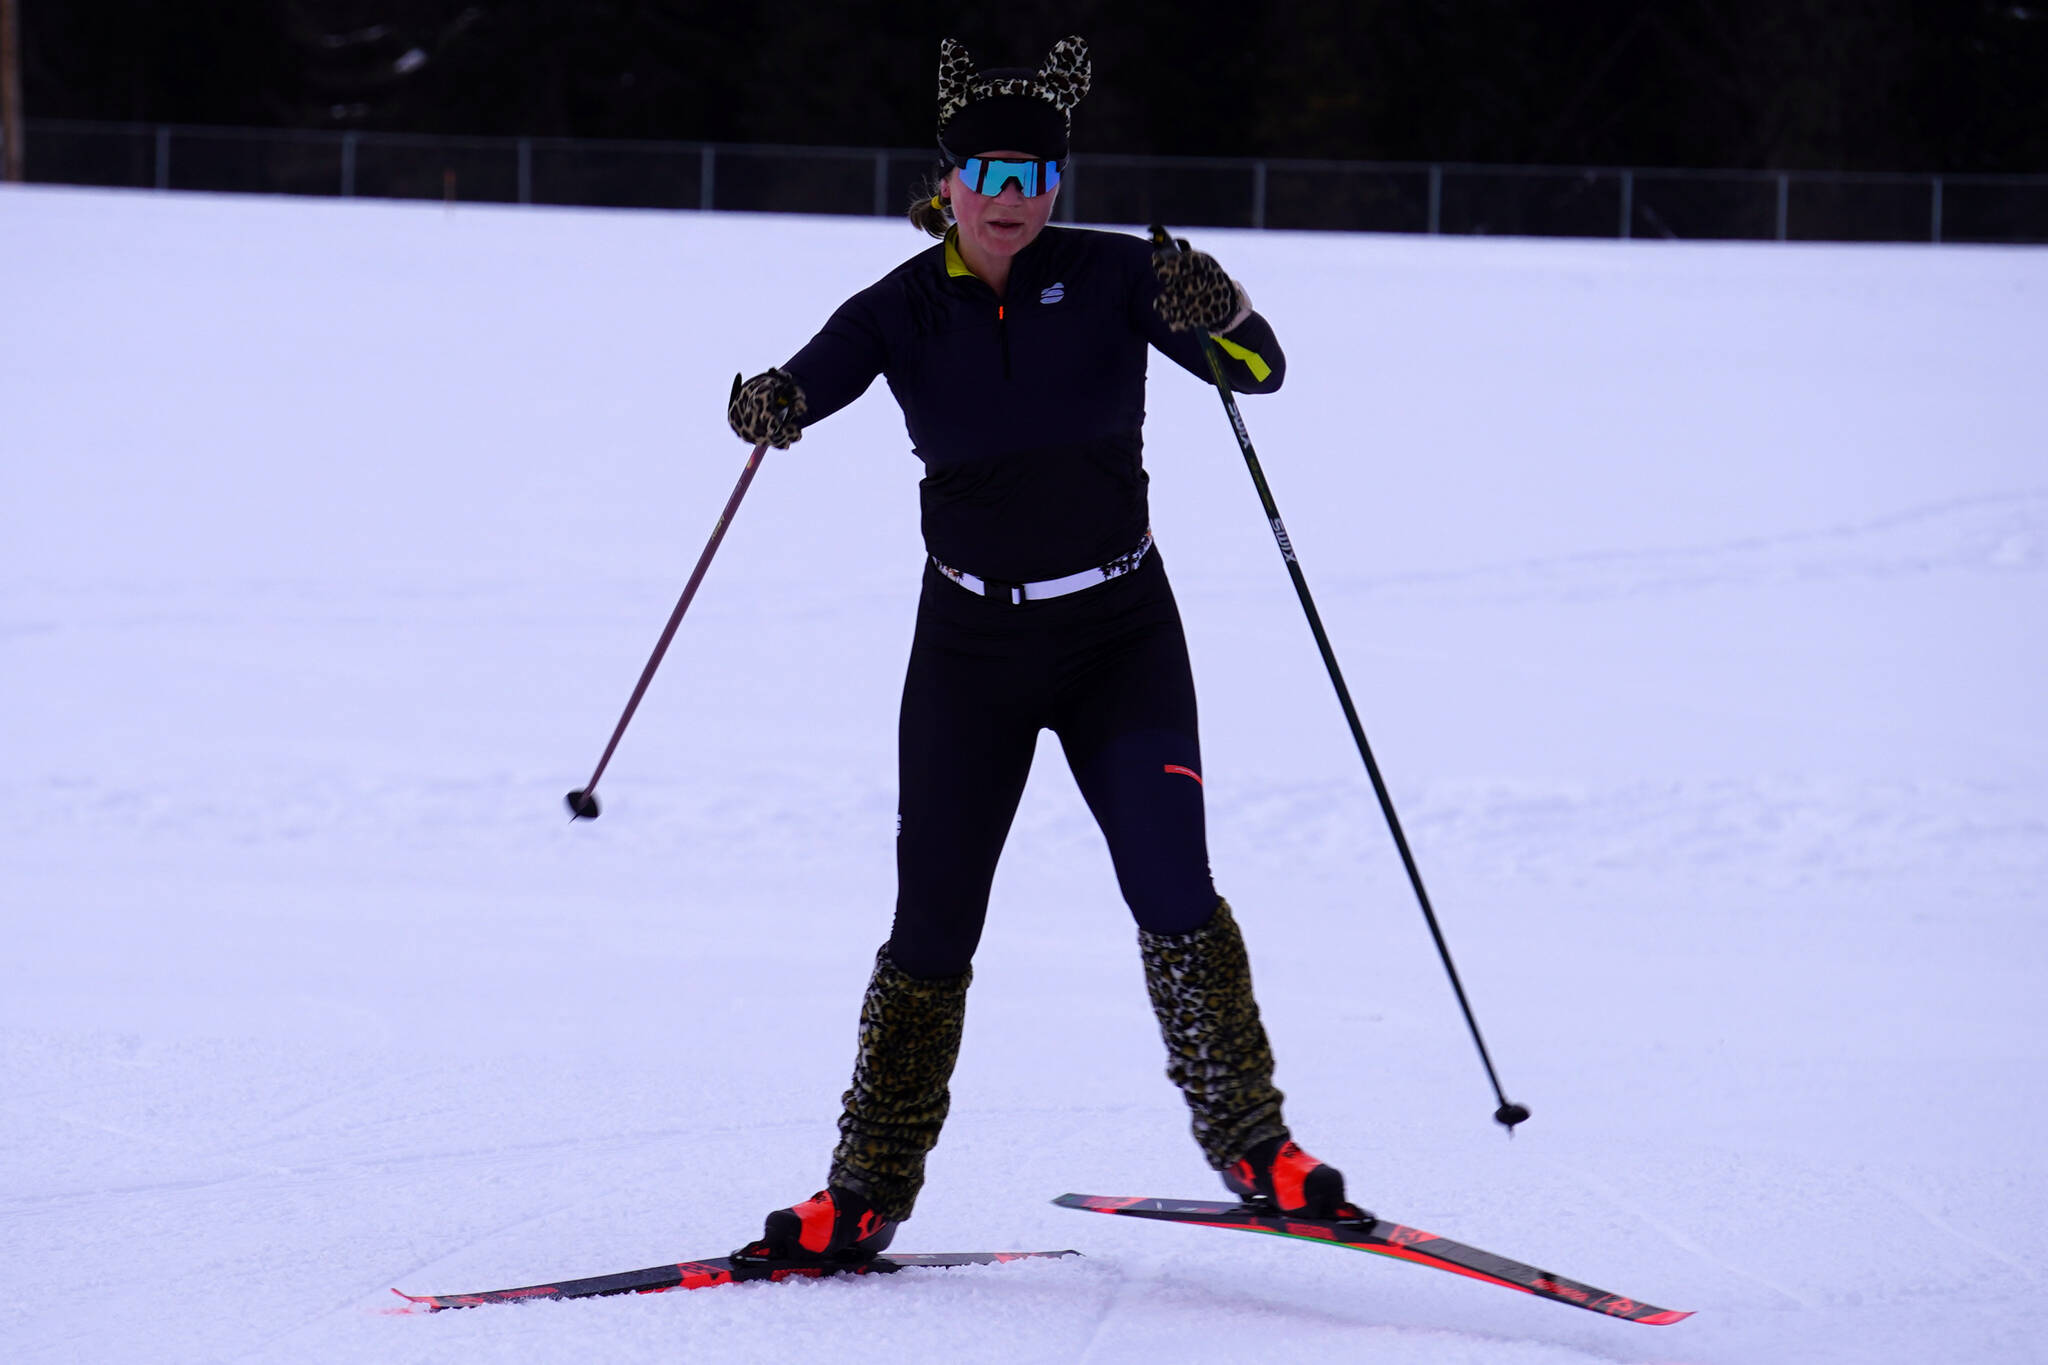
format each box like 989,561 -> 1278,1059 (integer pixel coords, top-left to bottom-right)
1051,1193 -> 1119,1212
1637,1308 -> 1695,1326
1053,1193 -> 1160,1213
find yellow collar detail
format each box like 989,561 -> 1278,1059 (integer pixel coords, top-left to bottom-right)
943,227 -> 975,279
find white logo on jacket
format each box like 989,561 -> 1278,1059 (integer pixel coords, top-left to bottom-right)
1040,282 -> 1066,304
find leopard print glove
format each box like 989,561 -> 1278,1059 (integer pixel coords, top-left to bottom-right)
1153,245 -> 1248,333
728,367 -> 808,448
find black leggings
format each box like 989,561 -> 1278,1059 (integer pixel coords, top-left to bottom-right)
888,550 -> 1219,979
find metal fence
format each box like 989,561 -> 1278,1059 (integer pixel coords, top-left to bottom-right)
10,119 -> 2047,244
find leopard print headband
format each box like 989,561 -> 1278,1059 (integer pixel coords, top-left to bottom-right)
936,35 -> 1092,135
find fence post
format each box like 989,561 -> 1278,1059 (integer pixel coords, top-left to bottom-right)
0,0 -> 21,182
341,132 -> 356,196
518,137 -> 532,205
1620,169 -> 1633,238
1775,173 -> 1788,241
155,125 -> 170,191
1427,164 -> 1442,234
1931,175 -> 1943,245
699,145 -> 715,212
1252,159 -> 1267,230
873,149 -> 888,216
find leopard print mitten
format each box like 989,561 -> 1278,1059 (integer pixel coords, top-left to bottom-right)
1152,245 -> 1249,334
728,367 -> 808,448
1139,899 -> 1289,1170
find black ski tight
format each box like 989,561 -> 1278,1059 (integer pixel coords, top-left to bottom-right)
887,551 -> 1219,980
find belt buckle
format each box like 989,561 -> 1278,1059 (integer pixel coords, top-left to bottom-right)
981,577 -> 1026,606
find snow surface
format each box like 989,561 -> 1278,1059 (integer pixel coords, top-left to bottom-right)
3,184 -> 2045,1364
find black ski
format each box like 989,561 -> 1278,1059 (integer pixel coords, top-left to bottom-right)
393,1248 -> 1078,1311
1055,1193 -> 1689,1325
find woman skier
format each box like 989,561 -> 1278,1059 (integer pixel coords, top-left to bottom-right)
728,35 -> 1354,1266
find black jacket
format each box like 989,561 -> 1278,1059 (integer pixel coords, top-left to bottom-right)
783,225 -> 1285,583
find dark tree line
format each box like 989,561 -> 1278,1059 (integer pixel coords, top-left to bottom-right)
20,0 -> 2048,172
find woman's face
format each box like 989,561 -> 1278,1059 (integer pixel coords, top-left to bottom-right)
950,150 -> 1060,262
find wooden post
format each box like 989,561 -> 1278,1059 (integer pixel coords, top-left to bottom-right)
1,0 -> 24,182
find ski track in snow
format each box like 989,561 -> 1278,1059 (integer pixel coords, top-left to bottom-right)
1067,1255 -> 1135,1365
1321,489 -> 2048,604
3,188 -> 2046,1363
1864,1172 -> 2047,1293
1544,1156 -> 1818,1312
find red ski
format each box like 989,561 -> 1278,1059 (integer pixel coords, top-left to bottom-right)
392,1249 -> 1077,1311
1055,1193 -> 1689,1326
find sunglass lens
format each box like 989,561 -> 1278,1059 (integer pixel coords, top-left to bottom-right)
962,158 -> 1055,197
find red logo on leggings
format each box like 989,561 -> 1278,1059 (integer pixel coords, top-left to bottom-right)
1163,765 -> 1203,785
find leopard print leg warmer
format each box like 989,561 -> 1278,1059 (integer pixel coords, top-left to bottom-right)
827,946 -> 971,1222
1139,899 -> 1290,1170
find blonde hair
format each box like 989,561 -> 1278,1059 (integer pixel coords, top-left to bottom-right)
908,161 -> 953,238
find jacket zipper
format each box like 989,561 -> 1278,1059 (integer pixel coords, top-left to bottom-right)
997,301 -> 1011,380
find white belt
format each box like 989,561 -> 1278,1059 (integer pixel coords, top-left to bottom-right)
933,531 -> 1154,606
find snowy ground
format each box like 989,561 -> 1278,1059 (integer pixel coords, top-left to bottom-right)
3,186 -> 2044,1364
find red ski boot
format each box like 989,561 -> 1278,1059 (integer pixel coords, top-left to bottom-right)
733,1187 -> 898,1266
1222,1136 -> 1361,1220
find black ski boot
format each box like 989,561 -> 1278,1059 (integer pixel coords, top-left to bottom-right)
733,1186 -> 897,1266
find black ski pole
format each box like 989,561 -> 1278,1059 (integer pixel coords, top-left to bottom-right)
1150,225 -> 1529,1134
565,421 -> 771,821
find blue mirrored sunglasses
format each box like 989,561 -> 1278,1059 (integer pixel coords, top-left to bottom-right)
958,156 -> 1062,198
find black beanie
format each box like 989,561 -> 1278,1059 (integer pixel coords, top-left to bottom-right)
936,36 -> 1092,162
